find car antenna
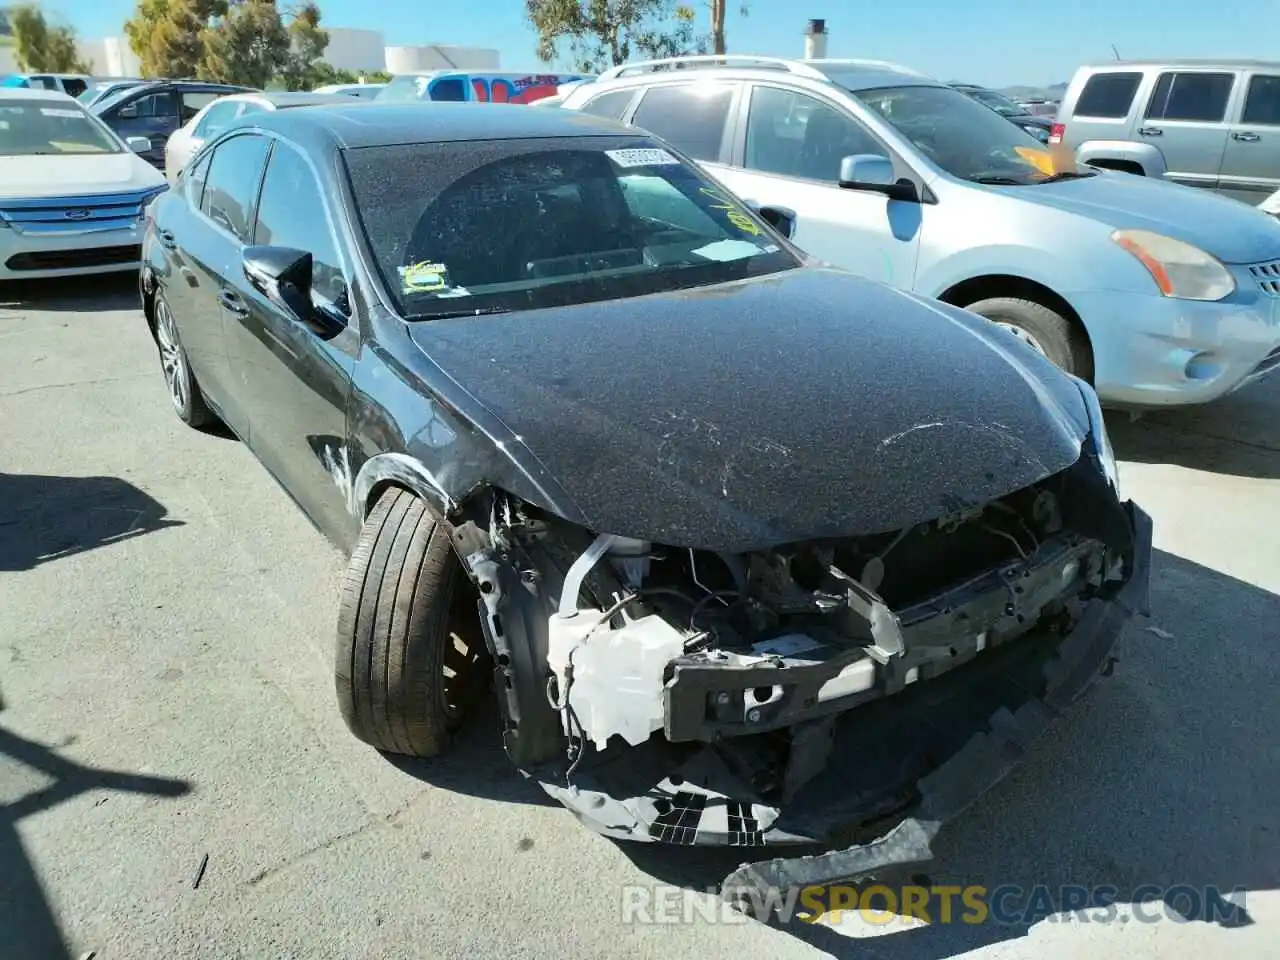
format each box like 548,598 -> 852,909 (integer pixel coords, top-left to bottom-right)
1110,44 -> 1121,60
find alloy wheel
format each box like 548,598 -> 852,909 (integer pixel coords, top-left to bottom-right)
155,300 -> 189,413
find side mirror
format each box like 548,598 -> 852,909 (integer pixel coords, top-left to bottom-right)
242,245 -> 344,337
838,153 -> 919,202
755,204 -> 797,239
126,135 -> 152,154
117,102 -> 139,119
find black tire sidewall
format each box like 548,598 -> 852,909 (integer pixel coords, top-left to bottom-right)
967,298 -> 1079,376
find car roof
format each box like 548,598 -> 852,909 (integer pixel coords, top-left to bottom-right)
1078,58 -> 1280,71
236,101 -> 633,150
0,87 -> 80,103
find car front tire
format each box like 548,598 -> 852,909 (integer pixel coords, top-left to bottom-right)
335,488 -> 490,758
966,296 -> 1092,380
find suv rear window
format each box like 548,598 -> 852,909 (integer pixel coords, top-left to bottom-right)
1146,72 -> 1234,122
579,89 -> 634,121
1242,74 -> 1280,125
630,83 -> 734,162
1073,72 -> 1142,118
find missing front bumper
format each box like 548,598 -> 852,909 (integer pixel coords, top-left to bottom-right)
540,501 -> 1152,894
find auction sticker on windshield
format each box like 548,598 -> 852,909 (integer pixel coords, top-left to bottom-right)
398,260 -> 453,294
40,108 -> 83,119
606,148 -> 680,168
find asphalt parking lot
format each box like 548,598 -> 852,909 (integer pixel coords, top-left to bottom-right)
2,274 -> 1277,960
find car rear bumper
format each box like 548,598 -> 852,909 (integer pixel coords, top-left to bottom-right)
1072,276 -> 1280,406
541,502 -> 1151,892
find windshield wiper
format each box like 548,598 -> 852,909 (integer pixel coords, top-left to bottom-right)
1038,170 -> 1097,183
967,175 -> 1027,185
411,305 -> 513,321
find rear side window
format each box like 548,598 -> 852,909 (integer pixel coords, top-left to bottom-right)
62,78 -> 87,98
1073,72 -> 1142,118
194,100 -> 241,138
1242,75 -> 1280,125
1146,72 -> 1234,122
630,83 -> 734,162
580,89 -> 634,120
429,77 -> 467,101
200,133 -> 270,241
185,150 -> 212,207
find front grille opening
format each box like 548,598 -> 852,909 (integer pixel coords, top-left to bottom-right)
1248,260 -> 1280,298
6,245 -> 142,271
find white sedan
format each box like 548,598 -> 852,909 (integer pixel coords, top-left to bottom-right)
0,88 -> 167,281
163,90 -> 354,183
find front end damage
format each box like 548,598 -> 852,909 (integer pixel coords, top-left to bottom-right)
448,450 -> 1151,899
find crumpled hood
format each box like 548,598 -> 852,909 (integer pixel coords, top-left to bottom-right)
0,152 -> 164,199
1013,172 -> 1280,263
409,268 -> 1090,552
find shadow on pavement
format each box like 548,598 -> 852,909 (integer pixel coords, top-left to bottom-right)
0,695 -> 192,959
1108,377 -> 1280,480
615,548 -> 1279,956
382,692 -> 558,809
0,273 -> 140,313
0,472 -> 183,572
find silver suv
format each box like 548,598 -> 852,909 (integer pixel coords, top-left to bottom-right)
1053,59 -> 1280,207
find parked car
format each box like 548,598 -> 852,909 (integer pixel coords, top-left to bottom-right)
312,82 -> 385,99
0,88 -> 167,280
140,101 -> 1150,892
77,77 -> 149,107
952,83 -> 1052,141
375,70 -> 591,105
92,80 -> 255,170
1018,98 -> 1059,117
164,90 -> 355,182
0,72 -> 91,98
1262,187 -> 1280,217
1052,59 -> 1280,207
559,54 -> 1280,408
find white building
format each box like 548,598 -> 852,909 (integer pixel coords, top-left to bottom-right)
71,26 -> 500,79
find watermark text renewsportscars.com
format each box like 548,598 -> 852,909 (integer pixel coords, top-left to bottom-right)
620,883 -> 1249,926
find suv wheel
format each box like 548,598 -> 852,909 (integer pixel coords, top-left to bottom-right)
966,297 -> 1092,379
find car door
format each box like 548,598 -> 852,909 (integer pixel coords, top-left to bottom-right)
159,147 -> 238,420
189,132 -> 273,436
714,83 -> 922,288
223,138 -> 357,538
112,89 -> 180,167
1138,69 -> 1235,190
1220,71 -> 1280,206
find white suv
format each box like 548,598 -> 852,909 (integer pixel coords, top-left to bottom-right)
558,55 -> 1280,408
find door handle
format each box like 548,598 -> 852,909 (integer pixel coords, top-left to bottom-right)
218,289 -> 249,316
1232,131 -> 1261,142
156,228 -> 176,249
1137,126 -> 1163,137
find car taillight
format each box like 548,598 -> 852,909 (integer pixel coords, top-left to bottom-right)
1048,122 -> 1065,145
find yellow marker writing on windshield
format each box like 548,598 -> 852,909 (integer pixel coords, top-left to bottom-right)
699,186 -> 762,236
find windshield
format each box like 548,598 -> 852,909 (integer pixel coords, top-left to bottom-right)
344,135 -> 798,319
0,98 -> 121,156
856,84 -> 1058,185
964,87 -> 1025,117
375,74 -> 434,102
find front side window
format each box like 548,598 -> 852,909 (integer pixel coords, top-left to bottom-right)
1073,72 -> 1142,118
1146,72 -> 1234,123
857,84 -> 1057,186
428,77 -> 467,102
62,78 -> 87,98
181,92 -> 221,123
200,134 -> 270,240
123,92 -> 178,119
746,86 -> 883,182
630,83 -> 734,162
343,135 -> 798,319
253,142 -> 349,313
0,98 -> 122,156
1242,75 -> 1280,126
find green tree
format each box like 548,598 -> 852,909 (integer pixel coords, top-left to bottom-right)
199,0 -> 291,88
526,0 -> 702,73
361,70 -> 391,83
278,2 -> 330,90
9,4 -> 91,73
125,0 -> 227,79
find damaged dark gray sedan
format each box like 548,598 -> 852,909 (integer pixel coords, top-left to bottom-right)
139,103 -> 1152,901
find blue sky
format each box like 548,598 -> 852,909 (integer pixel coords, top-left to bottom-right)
48,0 -> 1280,88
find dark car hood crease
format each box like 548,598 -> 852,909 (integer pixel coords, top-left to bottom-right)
407,268 -> 1090,553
